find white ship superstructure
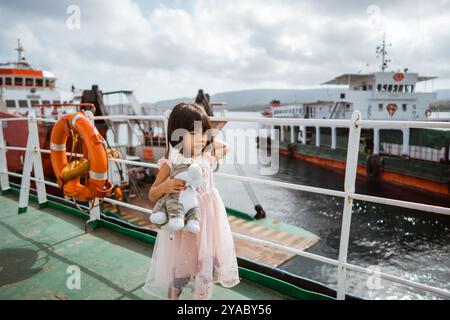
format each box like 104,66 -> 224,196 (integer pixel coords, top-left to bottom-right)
0,40 -> 80,116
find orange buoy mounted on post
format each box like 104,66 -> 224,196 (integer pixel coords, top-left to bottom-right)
50,110 -> 112,202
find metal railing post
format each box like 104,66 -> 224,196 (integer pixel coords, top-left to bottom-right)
0,120 -> 10,191
336,110 -> 361,299
163,110 -> 170,148
18,116 -> 47,213
86,198 -> 101,233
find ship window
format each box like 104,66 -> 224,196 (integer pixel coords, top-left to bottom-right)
368,85 -> 373,91
393,85 -> 398,92
402,104 -> 407,111
45,79 -> 50,87
36,78 -> 44,86
346,104 -> 350,109
53,100 -> 61,104
377,84 -> 382,92
405,85 -> 410,93
25,78 -> 33,86
378,103 -> 383,111
388,85 -> 393,92
18,100 -> 28,108
42,100 -> 50,105
30,100 -> 40,107
6,100 -> 16,108
340,93 -> 345,99
0,78 -> 2,85
399,85 -> 404,92
382,84 -> 387,92
410,85 -> 414,92
5,77 -> 12,85
362,85 -> 367,91
49,79 -> 55,88
14,77 -> 23,86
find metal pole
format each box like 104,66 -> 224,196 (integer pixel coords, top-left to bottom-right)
331,126 -> 337,149
18,116 -> 47,213
315,126 -> 320,147
373,128 -> 380,155
0,120 -> 10,191
402,128 -> 410,156
336,110 -> 361,300
86,198 -> 101,233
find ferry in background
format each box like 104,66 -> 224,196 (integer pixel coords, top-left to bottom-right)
260,37 -> 450,198
0,39 -> 81,116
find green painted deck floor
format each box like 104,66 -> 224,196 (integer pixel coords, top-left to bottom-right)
0,194 -> 290,300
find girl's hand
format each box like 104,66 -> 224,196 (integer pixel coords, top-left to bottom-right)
161,178 -> 186,194
211,139 -> 229,160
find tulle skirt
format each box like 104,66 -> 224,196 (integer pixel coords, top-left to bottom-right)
143,187 -> 240,300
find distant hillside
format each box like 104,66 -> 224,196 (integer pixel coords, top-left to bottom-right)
145,88 -> 338,110
144,88 -> 450,112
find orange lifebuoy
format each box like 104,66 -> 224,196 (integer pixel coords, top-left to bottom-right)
50,111 -> 112,202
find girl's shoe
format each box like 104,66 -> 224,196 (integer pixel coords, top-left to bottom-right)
168,285 -> 182,299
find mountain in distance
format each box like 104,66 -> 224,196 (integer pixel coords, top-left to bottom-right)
143,88 -> 339,111
143,88 -> 450,112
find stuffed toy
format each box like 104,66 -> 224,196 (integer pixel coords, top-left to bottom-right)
150,161 -> 203,234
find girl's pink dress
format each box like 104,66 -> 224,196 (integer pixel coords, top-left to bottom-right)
143,150 -> 240,300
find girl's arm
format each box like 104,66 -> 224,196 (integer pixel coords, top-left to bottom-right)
148,164 -> 186,202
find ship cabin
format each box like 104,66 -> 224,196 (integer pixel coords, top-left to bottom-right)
0,41 -> 76,115
321,71 -> 438,121
0,63 -> 66,110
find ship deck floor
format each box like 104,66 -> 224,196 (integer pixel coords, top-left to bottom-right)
0,193 -> 290,300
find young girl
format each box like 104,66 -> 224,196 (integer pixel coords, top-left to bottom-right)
143,103 -> 240,300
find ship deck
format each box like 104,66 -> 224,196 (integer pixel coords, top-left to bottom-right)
0,193 -> 291,300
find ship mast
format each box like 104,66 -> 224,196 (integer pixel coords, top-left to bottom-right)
376,33 -> 391,72
15,39 -> 25,63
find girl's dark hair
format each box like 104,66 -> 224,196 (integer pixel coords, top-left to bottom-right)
194,89 -> 214,116
164,103 -> 215,161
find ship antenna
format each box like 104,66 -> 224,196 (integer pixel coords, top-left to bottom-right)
15,38 -> 25,63
376,33 -> 391,72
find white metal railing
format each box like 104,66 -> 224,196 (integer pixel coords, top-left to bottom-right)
0,112 -> 449,300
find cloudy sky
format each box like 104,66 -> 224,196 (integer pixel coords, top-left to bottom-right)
1,0 -> 450,102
